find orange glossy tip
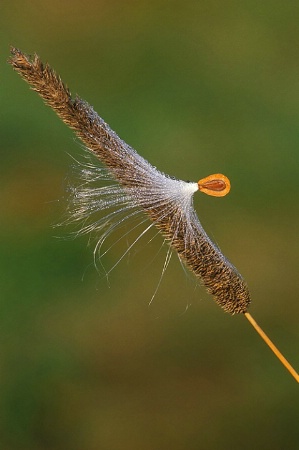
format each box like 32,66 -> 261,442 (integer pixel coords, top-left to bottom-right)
198,173 -> 231,197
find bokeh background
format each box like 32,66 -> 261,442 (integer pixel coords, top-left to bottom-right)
1,1 -> 299,449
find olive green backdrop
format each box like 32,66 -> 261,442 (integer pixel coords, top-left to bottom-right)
1,1 -> 298,449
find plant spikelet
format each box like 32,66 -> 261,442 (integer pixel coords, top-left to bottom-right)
9,47 -> 251,314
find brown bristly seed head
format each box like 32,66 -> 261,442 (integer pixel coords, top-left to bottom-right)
9,47 -> 251,315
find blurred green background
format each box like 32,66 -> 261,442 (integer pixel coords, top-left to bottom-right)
1,1 -> 299,449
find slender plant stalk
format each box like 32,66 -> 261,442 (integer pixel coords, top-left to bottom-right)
244,313 -> 298,382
